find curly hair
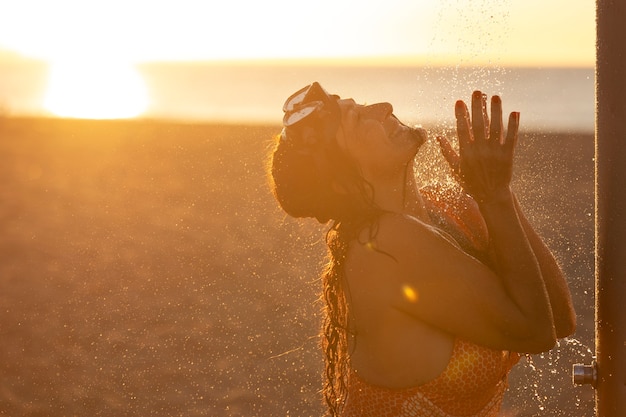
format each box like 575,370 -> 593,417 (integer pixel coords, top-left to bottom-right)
268,128 -> 383,416
319,226 -> 350,416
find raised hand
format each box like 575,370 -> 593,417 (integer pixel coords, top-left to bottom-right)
437,90 -> 520,205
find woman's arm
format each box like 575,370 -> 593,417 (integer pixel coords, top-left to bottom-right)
436,91 -> 556,350
475,188 -> 558,351
512,194 -> 577,338
436,142 -> 576,340
353,206 -> 556,354
436,91 -> 575,340
460,90 -> 557,348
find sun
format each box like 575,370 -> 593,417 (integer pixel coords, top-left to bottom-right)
44,60 -> 148,119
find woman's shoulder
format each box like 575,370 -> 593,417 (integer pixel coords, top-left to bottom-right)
376,212 -> 439,242
344,214 -> 436,301
351,211 -> 451,262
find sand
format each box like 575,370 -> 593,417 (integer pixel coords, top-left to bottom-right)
0,117 -> 595,416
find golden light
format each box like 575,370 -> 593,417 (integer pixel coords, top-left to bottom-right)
44,60 -> 148,119
402,285 -> 419,303
0,1 -> 594,74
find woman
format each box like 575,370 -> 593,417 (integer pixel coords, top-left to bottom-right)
269,82 -> 576,417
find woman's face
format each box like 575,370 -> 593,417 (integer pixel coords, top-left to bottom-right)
335,98 -> 427,176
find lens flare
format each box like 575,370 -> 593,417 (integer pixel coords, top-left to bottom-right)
402,285 -> 418,303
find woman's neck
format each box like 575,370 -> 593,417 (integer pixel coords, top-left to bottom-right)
401,165 -> 431,222
369,161 -> 431,222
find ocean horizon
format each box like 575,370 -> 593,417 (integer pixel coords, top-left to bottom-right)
0,61 -> 594,133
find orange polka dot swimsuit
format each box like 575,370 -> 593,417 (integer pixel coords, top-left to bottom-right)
342,339 -> 521,417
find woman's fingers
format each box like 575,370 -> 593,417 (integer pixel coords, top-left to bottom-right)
471,91 -> 489,142
456,92 -> 519,158
489,95 -> 503,144
436,136 -> 460,175
455,100 -> 472,155
504,111 -> 520,157
451,91 -> 520,202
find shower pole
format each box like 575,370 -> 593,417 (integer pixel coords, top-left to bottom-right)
593,0 -> 626,415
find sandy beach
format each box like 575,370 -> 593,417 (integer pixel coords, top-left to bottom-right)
0,117 -> 595,416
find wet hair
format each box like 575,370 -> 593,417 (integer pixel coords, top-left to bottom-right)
268,117 -> 383,416
270,123 -> 376,224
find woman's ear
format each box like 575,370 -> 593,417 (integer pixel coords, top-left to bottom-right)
331,180 -> 349,195
334,125 -> 347,151
331,179 -> 361,195
300,126 -> 320,146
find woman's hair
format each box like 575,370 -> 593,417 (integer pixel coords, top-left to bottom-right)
269,124 -> 375,224
268,124 -> 383,416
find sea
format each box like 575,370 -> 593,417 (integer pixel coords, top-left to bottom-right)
0,60 -> 595,132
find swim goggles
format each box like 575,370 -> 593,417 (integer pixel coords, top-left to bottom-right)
281,82 -> 341,142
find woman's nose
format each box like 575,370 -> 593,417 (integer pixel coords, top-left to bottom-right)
362,103 -> 393,120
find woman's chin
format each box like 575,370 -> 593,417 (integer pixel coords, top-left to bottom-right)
406,126 -> 428,149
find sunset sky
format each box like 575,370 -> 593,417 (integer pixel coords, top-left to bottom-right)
0,0 -> 594,67
0,0 -> 595,119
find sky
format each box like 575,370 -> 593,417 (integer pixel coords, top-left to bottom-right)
0,0 -> 595,119
0,0 -> 595,67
